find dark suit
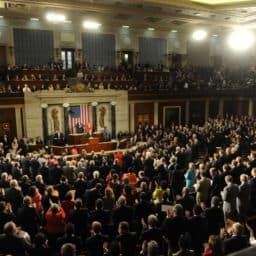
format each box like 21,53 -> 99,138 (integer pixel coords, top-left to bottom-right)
162,216 -> 188,253
112,205 -> 133,228
53,132 -> 65,146
16,205 -> 41,238
224,235 -> 249,254
5,187 -> 23,213
69,207 -> 89,238
76,123 -> 84,134
86,233 -> 108,256
205,206 -> 224,236
237,182 -> 251,220
116,232 -> 137,256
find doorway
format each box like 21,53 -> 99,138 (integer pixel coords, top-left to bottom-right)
121,51 -> 134,72
163,106 -> 181,127
61,48 -> 74,70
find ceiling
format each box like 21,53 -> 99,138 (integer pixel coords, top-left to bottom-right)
2,0 -> 256,32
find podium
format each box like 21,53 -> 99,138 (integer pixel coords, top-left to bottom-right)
68,134 -> 89,145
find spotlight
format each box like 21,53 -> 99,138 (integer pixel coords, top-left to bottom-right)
192,30 -> 207,41
83,21 -> 101,29
46,13 -> 66,22
227,30 -> 254,51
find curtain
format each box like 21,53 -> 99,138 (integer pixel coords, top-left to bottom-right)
14,28 -> 54,65
82,32 -> 115,68
139,37 -> 167,66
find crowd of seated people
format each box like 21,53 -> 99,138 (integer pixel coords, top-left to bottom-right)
7,60 -> 64,71
0,115 -> 256,255
0,70 -> 67,94
2,62 -> 256,94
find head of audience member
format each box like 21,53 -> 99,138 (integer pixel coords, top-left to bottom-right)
91,221 -> 102,235
61,243 -> 76,256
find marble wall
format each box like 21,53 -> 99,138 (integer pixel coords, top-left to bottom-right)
24,90 -> 129,139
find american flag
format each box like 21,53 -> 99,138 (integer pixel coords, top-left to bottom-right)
69,104 -> 91,133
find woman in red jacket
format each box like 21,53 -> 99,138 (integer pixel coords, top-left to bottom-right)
45,203 -> 66,247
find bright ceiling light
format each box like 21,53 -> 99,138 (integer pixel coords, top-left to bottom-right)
30,18 -> 39,21
148,27 -> 155,31
171,30 -> 178,33
212,34 -> 218,37
122,25 -> 130,29
83,21 -> 101,29
227,29 -> 254,51
46,13 -> 66,22
0,16 -> 3,19
192,30 -> 207,41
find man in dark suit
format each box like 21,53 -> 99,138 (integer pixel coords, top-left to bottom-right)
116,221 -> 137,256
162,204 -> 188,254
5,179 -> 23,214
112,196 -> 133,230
0,221 -> 31,255
53,130 -> 65,146
90,199 -> 110,234
224,222 -> 250,254
76,122 -> 84,134
237,174 -> 251,221
85,183 -> 103,211
86,221 -> 108,256
16,196 -> 41,239
205,196 -> 225,236
68,199 -> 89,240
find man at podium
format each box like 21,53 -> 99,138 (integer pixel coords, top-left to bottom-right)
76,122 -> 84,134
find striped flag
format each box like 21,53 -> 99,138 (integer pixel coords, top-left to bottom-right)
69,104 -> 91,133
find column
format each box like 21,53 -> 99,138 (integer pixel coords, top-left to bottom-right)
91,102 -> 98,133
218,99 -> 224,118
111,101 -> 116,138
63,103 -> 70,142
154,102 -> 159,126
249,99 -> 254,117
185,100 -> 190,125
15,107 -> 22,139
41,103 -> 48,144
205,99 -> 209,123
129,103 -> 135,133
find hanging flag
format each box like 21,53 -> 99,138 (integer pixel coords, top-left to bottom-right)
69,104 -> 91,133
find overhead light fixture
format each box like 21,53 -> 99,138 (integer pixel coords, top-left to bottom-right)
30,18 -> 39,21
148,27 -> 155,31
227,29 -> 254,51
83,21 -> 101,29
212,34 -> 218,37
0,16 -> 3,19
46,12 -> 66,23
171,30 -> 178,33
122,25 -> 130,29
192,30 -> 207,41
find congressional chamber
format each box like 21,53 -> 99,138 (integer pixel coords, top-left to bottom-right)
1,1 -> 256,256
